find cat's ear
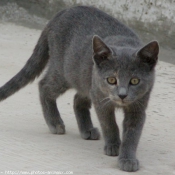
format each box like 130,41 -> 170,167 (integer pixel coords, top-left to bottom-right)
92,35 -> 112,66
137,41 -> 159,69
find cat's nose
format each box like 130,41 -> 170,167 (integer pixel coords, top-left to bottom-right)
118,94 -> 127,100
118,87 -> 127,100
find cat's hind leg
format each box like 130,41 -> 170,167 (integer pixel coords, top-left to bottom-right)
73,93 -> 100,140
39,71 -> 69,134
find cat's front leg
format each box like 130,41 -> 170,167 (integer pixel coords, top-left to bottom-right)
92,97 -> 121,156
118,105 -> 146,172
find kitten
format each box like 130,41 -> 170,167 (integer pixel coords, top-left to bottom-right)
0,6 -> 159,172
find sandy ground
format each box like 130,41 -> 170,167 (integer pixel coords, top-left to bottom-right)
0,23 -> 175,175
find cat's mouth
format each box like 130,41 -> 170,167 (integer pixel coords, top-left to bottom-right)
112,99 -> 131,107
115,100 -> 128,107
109,96 -> 132,107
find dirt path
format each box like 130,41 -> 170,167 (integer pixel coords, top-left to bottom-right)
0,23 -> 174,175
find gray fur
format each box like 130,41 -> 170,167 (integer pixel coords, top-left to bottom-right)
0,6 -> 159,172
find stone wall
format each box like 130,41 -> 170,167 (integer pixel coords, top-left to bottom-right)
69,0 -> 175,49
0,0 -> 174,49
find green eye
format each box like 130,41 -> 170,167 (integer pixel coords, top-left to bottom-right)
130,78 -> 140,85
107,77 -> 117,85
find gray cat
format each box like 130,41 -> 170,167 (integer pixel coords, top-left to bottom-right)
0,6 -> 159,172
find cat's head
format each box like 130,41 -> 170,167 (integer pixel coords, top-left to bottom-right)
92,35 -> 159,107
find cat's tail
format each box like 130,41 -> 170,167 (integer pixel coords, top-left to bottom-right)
0,27 -> 49,101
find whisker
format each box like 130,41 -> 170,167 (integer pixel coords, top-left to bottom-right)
100,97 -> 110,103
102,99 -> 111,108
135,102 -> 142,111
133,103 -> 137,116
133,100 -> 145,115
138,101 -> 145,108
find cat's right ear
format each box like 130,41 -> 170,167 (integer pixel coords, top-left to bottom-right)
92,35 -> 112,66
137,41 -> 159,70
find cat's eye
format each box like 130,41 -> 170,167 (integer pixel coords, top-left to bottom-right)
107,77 -> 117,85
130,78 -> 140,85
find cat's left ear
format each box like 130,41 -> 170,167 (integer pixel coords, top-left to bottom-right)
92,35 -> 112,66
137,41 -> 159,69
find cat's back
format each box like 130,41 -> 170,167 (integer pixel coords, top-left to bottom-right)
49,6 -> 138,40
48,6 -> 140,63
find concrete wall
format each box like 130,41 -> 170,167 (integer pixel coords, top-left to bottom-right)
69,0 -> 175,49
0,0 -> 175,49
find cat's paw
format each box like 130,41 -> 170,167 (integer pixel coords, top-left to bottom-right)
81,127 -> 100,140
104,144 -> 120,156
48,124 -> 65,134
118,158 -> 139,172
